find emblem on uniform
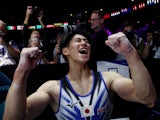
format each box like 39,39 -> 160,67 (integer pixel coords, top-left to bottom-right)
66,100 -> 80,109
80,105 -> 94,117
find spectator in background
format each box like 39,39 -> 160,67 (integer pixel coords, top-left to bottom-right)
142,28 -> 155,61
21,6 -> 45,48
122,20 -> 145,58
143,28 -> 160,61
0,20 -> 20,67
116,20 -> 145,60
21,5 -> 53,62
53,32 -> 68,64
89,9 -> 117,70
28,37 -> 55,64
152,29 -> 160,59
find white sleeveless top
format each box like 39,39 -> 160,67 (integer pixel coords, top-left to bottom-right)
55,71 -> 113,120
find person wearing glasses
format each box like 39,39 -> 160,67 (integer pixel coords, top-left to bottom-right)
89,9 -> 117,70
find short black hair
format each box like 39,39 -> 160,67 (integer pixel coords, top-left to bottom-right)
60,29 -> 91,54
122,20 -> 135,28
146,27 -> 156,34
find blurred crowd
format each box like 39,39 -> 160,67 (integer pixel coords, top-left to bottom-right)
1,6 -> 160,68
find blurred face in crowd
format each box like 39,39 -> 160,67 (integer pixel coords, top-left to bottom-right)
90,13 -> 104,32
0,20 -> 7,33
146,32 -> 153,41
123,26 -> 134,32
56,33 -> 63,44
30,30 -> 41,39
28,38 -> 41,48
0,20 -> 7,45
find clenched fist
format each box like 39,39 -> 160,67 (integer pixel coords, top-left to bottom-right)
105,32 -> 136,56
